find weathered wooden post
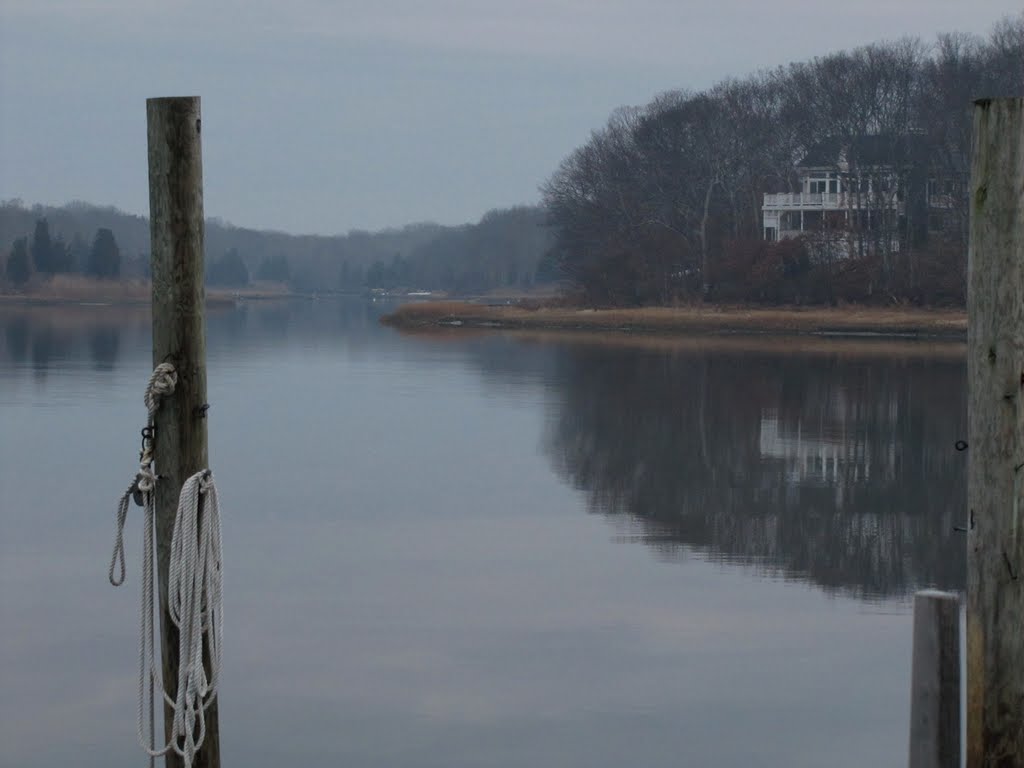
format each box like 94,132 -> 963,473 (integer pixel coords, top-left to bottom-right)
908,590 -> 961,768
966,97 -> 1024,767
147,95 -> 220,768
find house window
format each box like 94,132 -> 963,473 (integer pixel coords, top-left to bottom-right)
828,179 -> 839,193
809,179 -> 828,194
765,227 -> 777,241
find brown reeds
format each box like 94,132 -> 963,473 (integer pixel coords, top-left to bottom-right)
0,275 -> 292,305
381,301 -> 967,339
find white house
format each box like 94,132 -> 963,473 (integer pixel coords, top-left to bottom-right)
762,135 -> 961,255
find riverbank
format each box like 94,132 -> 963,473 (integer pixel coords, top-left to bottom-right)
381,301 -> 967,339
0,275 -> 292,307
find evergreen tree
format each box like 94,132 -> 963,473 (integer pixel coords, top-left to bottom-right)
5,237 -> 31,285
31,219 -> 53,274
88,228 -> 121,278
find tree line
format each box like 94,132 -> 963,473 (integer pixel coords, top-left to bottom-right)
353,206 -> 553,293
3,218 -> 122,285
0,213 -> 291,290
5,13 -> 1019,304
1,201 -> 554,295
541,13 -> 1023,306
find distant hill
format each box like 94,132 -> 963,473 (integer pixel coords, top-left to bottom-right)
0,199 -> 554,294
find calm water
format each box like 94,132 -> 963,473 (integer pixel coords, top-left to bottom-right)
0,299 -> 966,768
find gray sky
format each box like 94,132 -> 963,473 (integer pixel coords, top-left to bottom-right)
0,1 -> 1019,235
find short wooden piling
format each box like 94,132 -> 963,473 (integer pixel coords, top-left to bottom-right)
909,590 -> 961,768
965,96 -> 1024,767
147,95 -> 220,768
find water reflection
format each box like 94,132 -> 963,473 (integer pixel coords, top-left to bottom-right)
0,299 -> 389,376
4,315 -> 29,364
30,326 -> 75,380
540,341 -> 967,600
87,326 -> 120,371
1,301 -> 968,603
0,305 -> 149,377
0,299 -> 968,768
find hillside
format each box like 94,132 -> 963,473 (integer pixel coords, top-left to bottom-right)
0,200 -> 554,294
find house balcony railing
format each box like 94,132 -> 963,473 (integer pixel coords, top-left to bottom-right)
763,192 -> 901,211
764,192 -> 841,209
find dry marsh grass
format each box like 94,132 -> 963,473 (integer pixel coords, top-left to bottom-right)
382,301 -> 967,338
1,274 -> 152,303
0,276 -> 292,305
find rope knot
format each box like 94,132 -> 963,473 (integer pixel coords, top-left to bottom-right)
136,465 -> 157,494
144,362 -> 178,415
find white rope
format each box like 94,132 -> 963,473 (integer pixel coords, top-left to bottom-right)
143,363 -> 178,418
109,363 -> 176,588
108,364 -> 224,768
164,470 -> 223,763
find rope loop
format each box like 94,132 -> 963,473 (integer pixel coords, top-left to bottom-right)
108,481 -> 134,587
110,364 -> 177,588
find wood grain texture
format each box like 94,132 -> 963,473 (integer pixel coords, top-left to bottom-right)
966,97 -> 1024,768
146,96 -> 220,768
909,591 -> 961,768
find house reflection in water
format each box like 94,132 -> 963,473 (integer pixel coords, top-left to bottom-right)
758,386 -> 899,498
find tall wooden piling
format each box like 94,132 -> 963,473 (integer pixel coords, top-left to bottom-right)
146,95 -> 220,768
909,590 -> 961,768
966,97 -> 1024,767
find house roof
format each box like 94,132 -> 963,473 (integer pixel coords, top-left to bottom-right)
797,134 -> 932,170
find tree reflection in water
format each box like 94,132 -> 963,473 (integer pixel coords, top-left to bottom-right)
542,341 -> 966,601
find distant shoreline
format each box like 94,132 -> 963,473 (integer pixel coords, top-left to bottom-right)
0,276 -> 295,308
0,291 -> 290,308
0,287 -> 970,342
381,301 -> 967,341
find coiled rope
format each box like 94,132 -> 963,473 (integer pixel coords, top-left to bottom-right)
109,363 -> 224,768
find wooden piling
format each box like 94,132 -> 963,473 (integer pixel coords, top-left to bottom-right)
909,590 -> 961,768
146,95 -> 220,768
965,97 -> 1024,767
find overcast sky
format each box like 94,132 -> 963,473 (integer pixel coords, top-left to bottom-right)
0,1 -> 1019,235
